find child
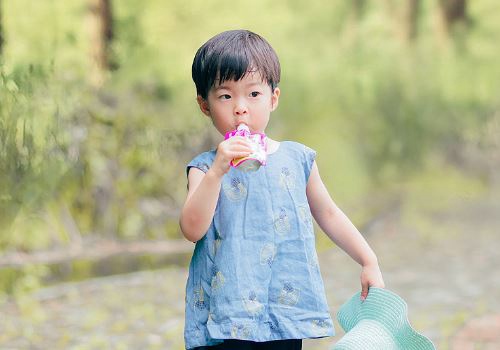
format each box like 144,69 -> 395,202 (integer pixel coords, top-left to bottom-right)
180,29 -> 385,350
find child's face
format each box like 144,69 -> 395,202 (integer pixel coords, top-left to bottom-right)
197,71 -> 280,135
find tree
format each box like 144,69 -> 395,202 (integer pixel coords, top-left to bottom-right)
437,0 -> 468,39
0,0 -> 4,56
343,0 -> 367,42
87,0 -> 114,87
352,0 -> 367,21
401,0 -> 421,43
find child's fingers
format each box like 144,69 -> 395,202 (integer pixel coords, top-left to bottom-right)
229,140 -> 252,148
228,136 -> 252,147
223,144 -> 253,157
229,150 -> 253,158
218,140 -> 252,158
229,144 -> 253,155
230,136 -> 248,142
360,284 -> 369,302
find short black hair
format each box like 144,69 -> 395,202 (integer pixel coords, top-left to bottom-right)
192,30 -> 281,99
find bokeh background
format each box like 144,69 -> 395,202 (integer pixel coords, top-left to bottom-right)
1,0 -> 499,349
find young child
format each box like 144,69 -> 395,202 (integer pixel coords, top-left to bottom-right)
180,29 -> 385,350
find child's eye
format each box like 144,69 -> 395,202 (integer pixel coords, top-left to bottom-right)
250,91 -> 261,97
219,94 -> 231,100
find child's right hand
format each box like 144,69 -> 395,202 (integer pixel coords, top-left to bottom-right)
210,136 -> 253,177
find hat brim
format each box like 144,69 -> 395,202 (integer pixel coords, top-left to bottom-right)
333,287 -> 436,350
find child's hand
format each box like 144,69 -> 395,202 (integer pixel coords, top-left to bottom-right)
211,136 -> 253,177
360,263 -> 385,301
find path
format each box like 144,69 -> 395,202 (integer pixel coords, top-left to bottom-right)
1,189 -> 499,349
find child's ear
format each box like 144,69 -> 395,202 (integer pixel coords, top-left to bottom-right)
196,95 -> 211,117
271,87 -> 280,111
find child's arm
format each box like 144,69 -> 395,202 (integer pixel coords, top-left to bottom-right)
306,161 -> 385,299
179,137 -> 252,242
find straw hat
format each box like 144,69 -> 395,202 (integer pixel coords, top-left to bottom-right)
332,287 -> 436,350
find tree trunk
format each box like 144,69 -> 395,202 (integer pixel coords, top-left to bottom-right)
437,0 -> 468,39
0,0 -> 4,56
402,0 -> 421,43
87,0 -> 114,87
343,0 -> 367,43
352,0 -> 366,21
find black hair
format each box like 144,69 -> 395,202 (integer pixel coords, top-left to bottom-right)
192,30 -> 281,99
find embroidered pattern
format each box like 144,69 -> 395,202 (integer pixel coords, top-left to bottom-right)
193,286 -> 207,310
278,282 -> 300,306
213,229 -> 222,256
297,204 -> 313,226
260,243 -> 277,267
269,321 -> 280,332
297,204 -> 314,237
231,323 -> 252,338
274,208 -> 291,235
243,290 -> 264,316
311,319 -> 331,334
222,177 -> 247,201
211,265 -> 225,290
279,167 -> 296,190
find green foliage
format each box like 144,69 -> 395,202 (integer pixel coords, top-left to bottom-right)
0,65 -> 73,249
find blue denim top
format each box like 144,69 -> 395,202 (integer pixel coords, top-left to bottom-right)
184,141 -> 335,349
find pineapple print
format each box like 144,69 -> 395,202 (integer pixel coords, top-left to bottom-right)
311,319 -> 331,334
298,204 -> 314,237
193,286 -> 207,310
231,323 -> 252,338
274,208 -> 291,235
222,177 -> 247,201
243,290 -> 264,316
278,282 -> 300,306
213,229 -> 222,256
211,264 -> 226,290
260,243 -> 277,267
279,167 -> 296,190
297,204 -> 313,227
269,321 -> 280,332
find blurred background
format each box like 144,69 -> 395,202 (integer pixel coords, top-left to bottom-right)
1,0 -> 499,349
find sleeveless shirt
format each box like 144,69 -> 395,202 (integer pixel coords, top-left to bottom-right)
183,141 -> 335,349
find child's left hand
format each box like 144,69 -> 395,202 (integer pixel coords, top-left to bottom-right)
360,263 -> 385,301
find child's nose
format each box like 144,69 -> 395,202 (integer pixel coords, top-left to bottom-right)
233,100 -> 248,116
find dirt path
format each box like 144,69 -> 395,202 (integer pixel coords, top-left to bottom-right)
306,189 -> 500,350
1,190 -> 499,349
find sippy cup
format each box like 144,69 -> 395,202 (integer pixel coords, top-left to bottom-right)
224,124 -> 267,172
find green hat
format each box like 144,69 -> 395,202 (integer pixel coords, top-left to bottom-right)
332,288 -> 435,350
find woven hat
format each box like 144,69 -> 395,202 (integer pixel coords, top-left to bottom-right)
332,287 -> 436,350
